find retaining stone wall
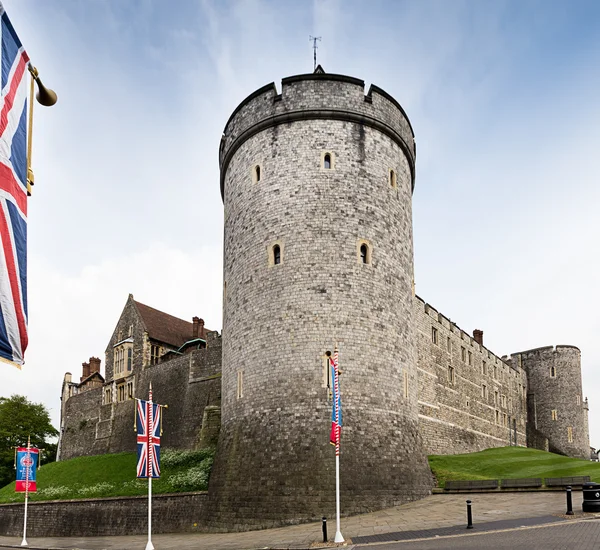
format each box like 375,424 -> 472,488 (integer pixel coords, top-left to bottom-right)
0,493 -> 207,537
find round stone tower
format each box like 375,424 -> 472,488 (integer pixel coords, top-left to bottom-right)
519,345 -> 589,459
208,69 -> 433,529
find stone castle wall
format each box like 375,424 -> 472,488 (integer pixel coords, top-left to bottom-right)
415,296 -> 527,454
0,493 -> 207,537
512,346 -> 589,459
59,335 -> 222,461
209,72 -> 433,530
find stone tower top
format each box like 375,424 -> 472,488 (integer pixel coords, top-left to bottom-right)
218,69 -> 416,198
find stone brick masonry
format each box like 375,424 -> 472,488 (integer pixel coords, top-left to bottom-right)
45,69 -> 590,535
0,493 -> 207,537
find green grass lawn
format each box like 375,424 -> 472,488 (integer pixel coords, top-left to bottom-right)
429,446 -> 600,487
0,448 -> 214,504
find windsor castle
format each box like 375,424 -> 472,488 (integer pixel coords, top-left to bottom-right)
57,67 -> 591,529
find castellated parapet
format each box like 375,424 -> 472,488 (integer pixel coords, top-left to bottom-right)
209,70 -> 433,529
510,346 -> 589,459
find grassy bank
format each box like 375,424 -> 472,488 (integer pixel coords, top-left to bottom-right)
0,448 -> 213,503
429,446 -> 600,487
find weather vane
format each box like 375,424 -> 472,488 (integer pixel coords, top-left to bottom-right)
309,36 -> 321,71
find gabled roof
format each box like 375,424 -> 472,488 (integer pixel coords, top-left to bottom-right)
133,299 -> 197,348
79,371 -> 104,386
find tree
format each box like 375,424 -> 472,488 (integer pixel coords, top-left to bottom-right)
0,395 -> 58,488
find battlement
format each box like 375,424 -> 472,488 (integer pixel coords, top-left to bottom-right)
219,70 -> 416,198
414,294 -> 521,374
509,345 -> 581,361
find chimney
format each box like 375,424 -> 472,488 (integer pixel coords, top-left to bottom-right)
473,329 -> 484,346
81,361 -> 90,381
192,317 -> 206,339
89,357 -> 101,374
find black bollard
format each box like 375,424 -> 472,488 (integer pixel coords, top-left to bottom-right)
566,486 -> 574,515
322,516 -> 328,542
466,500 -> 473,529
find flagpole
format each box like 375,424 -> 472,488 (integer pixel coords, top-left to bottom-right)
26,67 -> 35,196
146,384 -> 154,550
21,437 -> 30,547
333,347 -> 344,543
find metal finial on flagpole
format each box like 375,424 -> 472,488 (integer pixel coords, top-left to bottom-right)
26,64 -> 57,196
309,36 -> 321,71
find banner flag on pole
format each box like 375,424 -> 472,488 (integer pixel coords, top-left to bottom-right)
0,2 -> 31,368
136,396 -> 162,478
329,349 -> 342,449
15,446 -> 38,492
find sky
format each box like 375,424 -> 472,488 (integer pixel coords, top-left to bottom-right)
1,0 -> 599,446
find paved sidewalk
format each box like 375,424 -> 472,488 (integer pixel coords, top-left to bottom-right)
0,491 -> 584,549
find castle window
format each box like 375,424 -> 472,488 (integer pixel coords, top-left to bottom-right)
150,345 -> 160,366
357,239 -> 372,265
550,366 -> 556,378
482,384 -> 487,399
251,164 -> 262,184
268,241 -> 284,266
567,426 -> 573,443
321,151 -> 335,170
494,390 -> 499,406
127,348 -> 133,371
577,395 -> 581,406
468,351 -> 472,365
127,381 -> 134,400
502,395 -> 507,408
237,370 -> 244,399
447,366 -> 455,385
447,337 -> 451,353
551,409 -> 557,421
117,383 -> 126,402
432,327 -> 438,345
466,398 -> 470,407
389,169 -> 397,188
461,347 -> 466,362
495,410 -> 500,424
322,354 -> 332,390
403,371 -> 409,398
482,361 -> 487,375
493,365 -> 497,379
103,387 -> 112,405
503,413 -> 508,427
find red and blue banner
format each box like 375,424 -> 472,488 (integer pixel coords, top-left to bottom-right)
0,2 -> 30,368
15,447 -> 38,492
136,398 -> 161,478
329,350 -> 342,450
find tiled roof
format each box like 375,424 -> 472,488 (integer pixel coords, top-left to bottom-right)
134,300 -> 207,348
79,371 -> 104,386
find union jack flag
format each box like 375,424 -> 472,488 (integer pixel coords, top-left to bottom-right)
329,348 -> 342,455
136,396 -> 162,478
0,3 -> 30,367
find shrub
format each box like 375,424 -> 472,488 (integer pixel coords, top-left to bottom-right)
168,464 -> 210,491
160,448 -> 214,469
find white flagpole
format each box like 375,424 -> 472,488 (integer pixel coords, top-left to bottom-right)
21,437 -> 30,547
145,384 -> 154,550
333,348 -> 344,543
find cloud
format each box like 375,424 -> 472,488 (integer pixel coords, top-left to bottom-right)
3,242 -> 222,429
